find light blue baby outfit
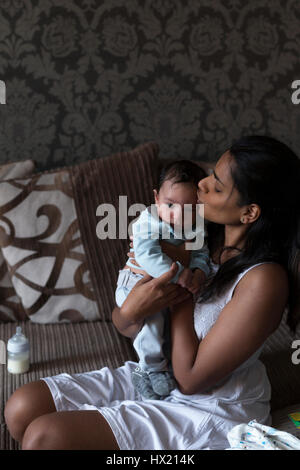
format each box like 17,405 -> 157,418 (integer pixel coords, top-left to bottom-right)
115,206 -> 211,383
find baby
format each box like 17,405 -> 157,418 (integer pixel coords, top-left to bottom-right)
115,160 -> 210,399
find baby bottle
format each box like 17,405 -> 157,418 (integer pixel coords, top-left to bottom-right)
7,326 -> 30,374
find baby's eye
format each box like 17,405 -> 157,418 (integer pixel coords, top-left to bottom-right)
215,187 -> 221,193
167,203 -> 173,208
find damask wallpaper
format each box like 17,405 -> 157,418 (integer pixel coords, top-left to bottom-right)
0,0 -> 300,171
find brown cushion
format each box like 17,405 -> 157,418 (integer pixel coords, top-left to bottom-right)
0,160 -> 35,322
70,142 -> 159,321
0,143 -> 159,323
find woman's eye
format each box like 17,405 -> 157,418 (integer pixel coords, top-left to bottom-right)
215,187 -> 221,193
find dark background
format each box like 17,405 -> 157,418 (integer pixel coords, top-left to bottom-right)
0,0 -> 300,171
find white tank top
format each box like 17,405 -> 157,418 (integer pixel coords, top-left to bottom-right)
194,260 -> 276,372
169,260 -> 275,405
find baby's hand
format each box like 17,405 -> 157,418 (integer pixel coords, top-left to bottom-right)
188,269 -> 207,295
176,268 -> 193,290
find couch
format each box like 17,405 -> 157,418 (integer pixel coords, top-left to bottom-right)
0,143 -> 299,450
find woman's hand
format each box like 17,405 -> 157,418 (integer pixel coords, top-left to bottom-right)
188,268 -> 207,295
126,236 -> 140,268
121,263 -> 192,324
115,235 -> 193,339
112,263 -> 192,339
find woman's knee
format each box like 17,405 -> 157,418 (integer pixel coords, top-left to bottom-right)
4,380 -> 55,443
22,414 -> 59,450
22,411 -> 120,450
5,386 -> 32,442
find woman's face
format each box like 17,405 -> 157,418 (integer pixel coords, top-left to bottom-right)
197,151 -> 244,225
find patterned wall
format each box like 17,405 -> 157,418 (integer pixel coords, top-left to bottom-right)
0,0 -> 300,171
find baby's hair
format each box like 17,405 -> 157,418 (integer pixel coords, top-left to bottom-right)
158,160 -> 207,191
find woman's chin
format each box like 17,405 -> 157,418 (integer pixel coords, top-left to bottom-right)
200,210 -> 214,223
197,205 -> 206,217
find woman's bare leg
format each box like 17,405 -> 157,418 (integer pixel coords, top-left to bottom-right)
5,380 -> 119,450
22,410 -> 119,450
4,380 -> 56,443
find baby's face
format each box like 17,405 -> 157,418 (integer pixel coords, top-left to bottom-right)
153,180 -> 198,229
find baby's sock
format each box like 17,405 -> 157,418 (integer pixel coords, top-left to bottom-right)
131,367 -> 161,400
149,371 -> 176,396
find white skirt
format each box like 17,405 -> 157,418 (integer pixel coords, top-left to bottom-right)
41,360 -> 270,450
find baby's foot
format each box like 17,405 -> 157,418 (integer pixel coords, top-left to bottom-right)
148,371 -> 176,396
131,367 -> 161,400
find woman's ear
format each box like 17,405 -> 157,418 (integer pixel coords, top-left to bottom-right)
241,204 -> 261,224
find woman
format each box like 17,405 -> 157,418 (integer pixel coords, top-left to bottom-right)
4,136 -> 300,450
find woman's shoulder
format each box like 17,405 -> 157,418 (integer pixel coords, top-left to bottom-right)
233,262 -> 289,303
238,261 -> 288,282
225,262 -> 288,335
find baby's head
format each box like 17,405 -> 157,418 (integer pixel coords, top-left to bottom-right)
154,160 -> 206,228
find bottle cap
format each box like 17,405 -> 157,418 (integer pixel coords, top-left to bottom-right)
7,327 -> 29,353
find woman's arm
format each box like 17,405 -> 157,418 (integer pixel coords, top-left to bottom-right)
170,263 -> 289,395
112,264 -> 191,339
113,239 -> 192,339
112,306 -> 143,339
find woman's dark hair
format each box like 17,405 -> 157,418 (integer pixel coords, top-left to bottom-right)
158,160 -> 207,190
200,135 -> 300,332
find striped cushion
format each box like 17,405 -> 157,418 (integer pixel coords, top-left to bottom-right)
70,142 -> 159,321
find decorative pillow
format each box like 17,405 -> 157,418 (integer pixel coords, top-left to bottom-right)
0,143 -> 159,323
0,160 -> 35,321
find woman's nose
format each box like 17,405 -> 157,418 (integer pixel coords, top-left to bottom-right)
198,177 -> 208,192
